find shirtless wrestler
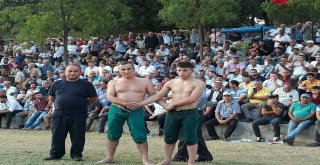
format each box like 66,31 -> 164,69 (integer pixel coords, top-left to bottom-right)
97,61 -> 165,165
138,61 -> 206,165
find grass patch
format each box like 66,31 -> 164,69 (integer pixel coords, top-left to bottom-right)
0,129 -> 319,165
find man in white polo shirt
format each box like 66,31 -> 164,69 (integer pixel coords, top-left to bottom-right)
0,95 -> 23,129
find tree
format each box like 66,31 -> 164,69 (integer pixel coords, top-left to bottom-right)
0,0 -> 131,65
158,0 -> 239,61
262,0 -> 320,25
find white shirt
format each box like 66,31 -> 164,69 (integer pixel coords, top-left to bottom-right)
285,44 -> 303,55
80,44 -> 89,54
274,63 -> 292,74
153,102 -> 166,114
126,49 -> 139,56
273,88 -> 299,106
98,66 -> 113,75
53,46 -> 64,58
84,66 -> 99,77
262,79 -> 283,92
292,61 -> 309,76
273,34 -> 290,47
156,48 -> 171,56
138,65 -> 156,77
67,45 -> 78,55
245,64 -> 264,74
26,88 -> 40,97
162,35 -> 171,45
0,99 -> 23,112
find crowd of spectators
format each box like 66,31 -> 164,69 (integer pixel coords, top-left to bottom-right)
0,21 -> 320,147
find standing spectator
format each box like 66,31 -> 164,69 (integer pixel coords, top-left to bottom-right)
273,29 -> 290,48
291,23 -> 303,44
283,94 -> 316,145
89,37 -> 103,56
252,94 -> 286,142
205,91 -> 241,141
113,37 -> 128,55
44,64 -> 97,161
301,21 -> 314,42
145,32 -> 159,51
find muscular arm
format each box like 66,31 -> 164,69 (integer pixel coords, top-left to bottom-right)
145,79 -> 167,107
171,81 -> 206,107
138,82 -> 171,106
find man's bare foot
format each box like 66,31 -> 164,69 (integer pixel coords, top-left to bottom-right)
156,160 -> 171,165
96,159 -> 115,164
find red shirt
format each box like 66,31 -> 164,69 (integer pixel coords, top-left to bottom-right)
310,95 -> 320,106
34,97 -> 49,111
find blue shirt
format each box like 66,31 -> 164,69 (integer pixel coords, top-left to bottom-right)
197,89 -> 209,110
215,100 -> 241,119
226,87 -> 247,102
40,65 -> 54,75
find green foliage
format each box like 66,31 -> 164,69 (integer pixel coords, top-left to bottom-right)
0,0 -> 132,44
158,0 -> 240,29
262,0 -> 320,25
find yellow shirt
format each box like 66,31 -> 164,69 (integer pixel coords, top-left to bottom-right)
300,80 -> 320,92
248,87 -> 271,104
239,82 -> 254,91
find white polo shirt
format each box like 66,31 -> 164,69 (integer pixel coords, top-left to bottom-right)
0,99 -> 23,112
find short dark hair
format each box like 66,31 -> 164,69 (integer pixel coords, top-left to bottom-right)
118,61 -> 134,68
0,95 -> 7,99
229,80 -> 239,86
311,86 -> 320,90
176,61 -> 194,69
306,73 -> 315,77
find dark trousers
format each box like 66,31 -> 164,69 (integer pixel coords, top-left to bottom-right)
315,121 -> 320,143
205,118 -> 238,138
252,117 -> 282,137
49,113 -> 87,159
5,110 -> 23,128
173,111 -> 213,161
0,113 -> 6,127
99,112 -> 108,133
